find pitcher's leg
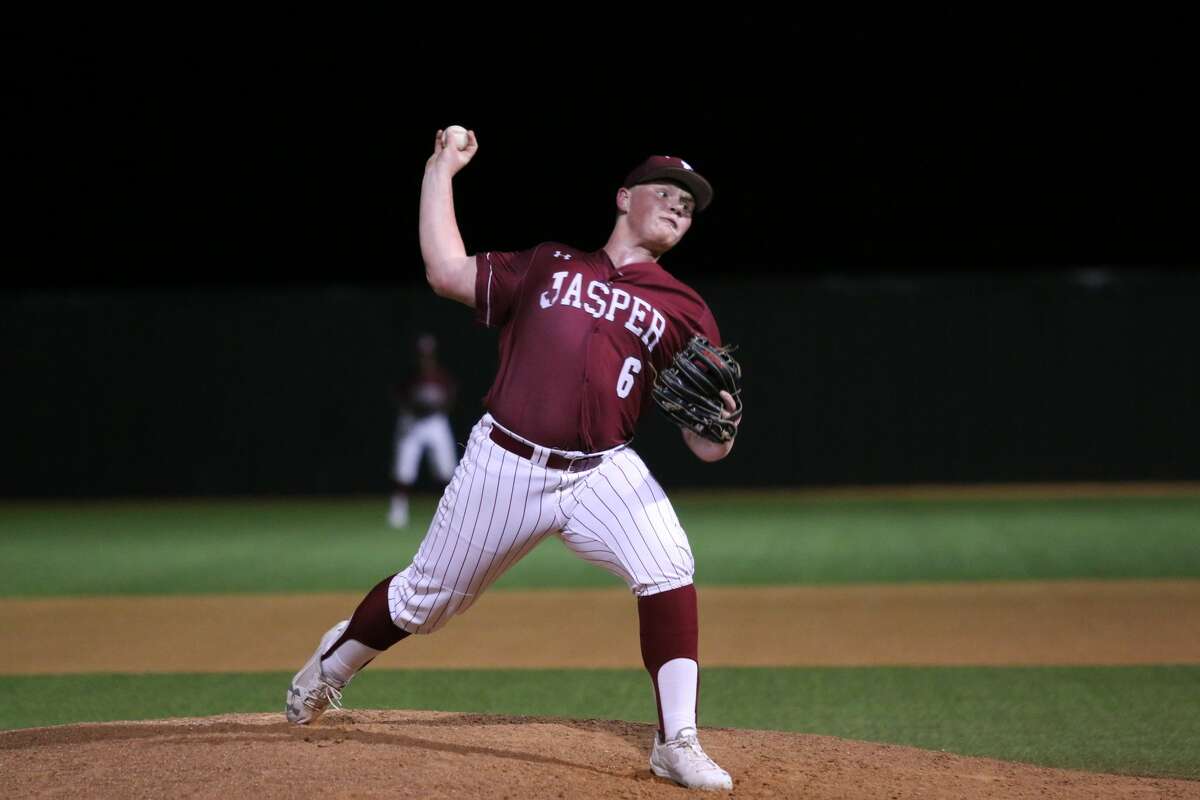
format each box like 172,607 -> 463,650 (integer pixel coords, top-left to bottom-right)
561,449 -> 699,736
319,573 -> 411,684
287,417 -> 556,724
391,425 -> 557,634
561,448 -> 694,595
638,583 -> 699,740
560,449 -> 729,789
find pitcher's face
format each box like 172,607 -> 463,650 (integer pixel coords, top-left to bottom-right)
623,182 -> 695,251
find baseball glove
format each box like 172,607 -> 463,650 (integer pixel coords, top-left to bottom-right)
651,335 -> 743,443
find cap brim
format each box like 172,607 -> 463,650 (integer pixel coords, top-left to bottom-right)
633,168 -> 713,212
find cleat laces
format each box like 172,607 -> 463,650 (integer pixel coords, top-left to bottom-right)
302,678 -> 343,713
666,729 -> 723,774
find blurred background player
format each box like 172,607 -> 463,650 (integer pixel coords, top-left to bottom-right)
388,333 -> 457,528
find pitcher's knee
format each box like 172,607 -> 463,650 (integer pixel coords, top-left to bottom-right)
388,569 -> 471,634
632,572 -> 695,598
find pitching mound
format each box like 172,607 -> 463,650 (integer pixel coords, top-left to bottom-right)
2,710 -> 1195,799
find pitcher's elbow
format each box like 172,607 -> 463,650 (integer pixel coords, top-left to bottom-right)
425,264 -> 449,296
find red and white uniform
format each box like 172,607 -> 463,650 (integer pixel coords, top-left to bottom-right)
392,366 -> 457,486
388,243 -> 721,633
293,156 -> 733,786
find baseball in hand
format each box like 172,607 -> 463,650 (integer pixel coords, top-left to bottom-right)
442,125 -> 470,151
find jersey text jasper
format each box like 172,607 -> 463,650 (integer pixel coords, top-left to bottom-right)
539,270 -> 667,352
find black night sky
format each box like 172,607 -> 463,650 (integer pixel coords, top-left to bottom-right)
9,17 -> 1197,289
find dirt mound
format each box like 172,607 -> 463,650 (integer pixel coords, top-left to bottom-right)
1,710 -> 1195,799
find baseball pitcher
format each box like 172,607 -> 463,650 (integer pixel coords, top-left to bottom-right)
286,127 -> 743,791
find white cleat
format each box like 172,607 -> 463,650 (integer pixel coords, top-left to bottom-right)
285,620 -> 350,725
650,727 -> 733,791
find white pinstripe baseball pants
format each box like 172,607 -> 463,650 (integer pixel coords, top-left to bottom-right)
388,414 -> 696,634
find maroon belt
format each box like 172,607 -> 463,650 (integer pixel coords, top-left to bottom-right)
489,426 -> 606,473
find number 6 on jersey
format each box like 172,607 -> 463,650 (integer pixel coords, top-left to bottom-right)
616,356 -> 642,398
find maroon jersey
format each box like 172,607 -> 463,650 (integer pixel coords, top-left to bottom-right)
474,242 -> 721,452
399,366 -> 456,417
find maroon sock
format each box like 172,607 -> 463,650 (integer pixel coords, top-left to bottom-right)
322,573 -> 410,658
638,583 -> 699,739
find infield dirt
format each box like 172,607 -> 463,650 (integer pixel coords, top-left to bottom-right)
3,579 -> 1198,673
4,710 -> 1198,799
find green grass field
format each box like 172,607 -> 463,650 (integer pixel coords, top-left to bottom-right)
3,493 -> 1200,596
2,492 -> 1199,779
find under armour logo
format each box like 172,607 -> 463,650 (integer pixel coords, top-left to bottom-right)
553,250 -> 573,260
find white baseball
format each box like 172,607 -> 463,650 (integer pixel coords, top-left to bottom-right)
442,125 -> 469,151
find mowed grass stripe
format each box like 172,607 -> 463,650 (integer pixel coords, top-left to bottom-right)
2,494 -> 1200,596
2,666 -> 1197,780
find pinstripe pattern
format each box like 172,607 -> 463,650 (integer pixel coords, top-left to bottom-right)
562,449 -> 695,596
388,414 -> 695,634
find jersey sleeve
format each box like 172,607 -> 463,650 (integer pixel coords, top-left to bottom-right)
673,302 -> 722,353
474,249 -> 534,328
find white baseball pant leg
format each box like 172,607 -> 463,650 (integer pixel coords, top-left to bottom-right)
387,415 -> 695,634
557,448 -> 695,597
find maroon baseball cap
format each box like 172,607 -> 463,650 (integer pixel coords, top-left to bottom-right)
623,155 -> 713,212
